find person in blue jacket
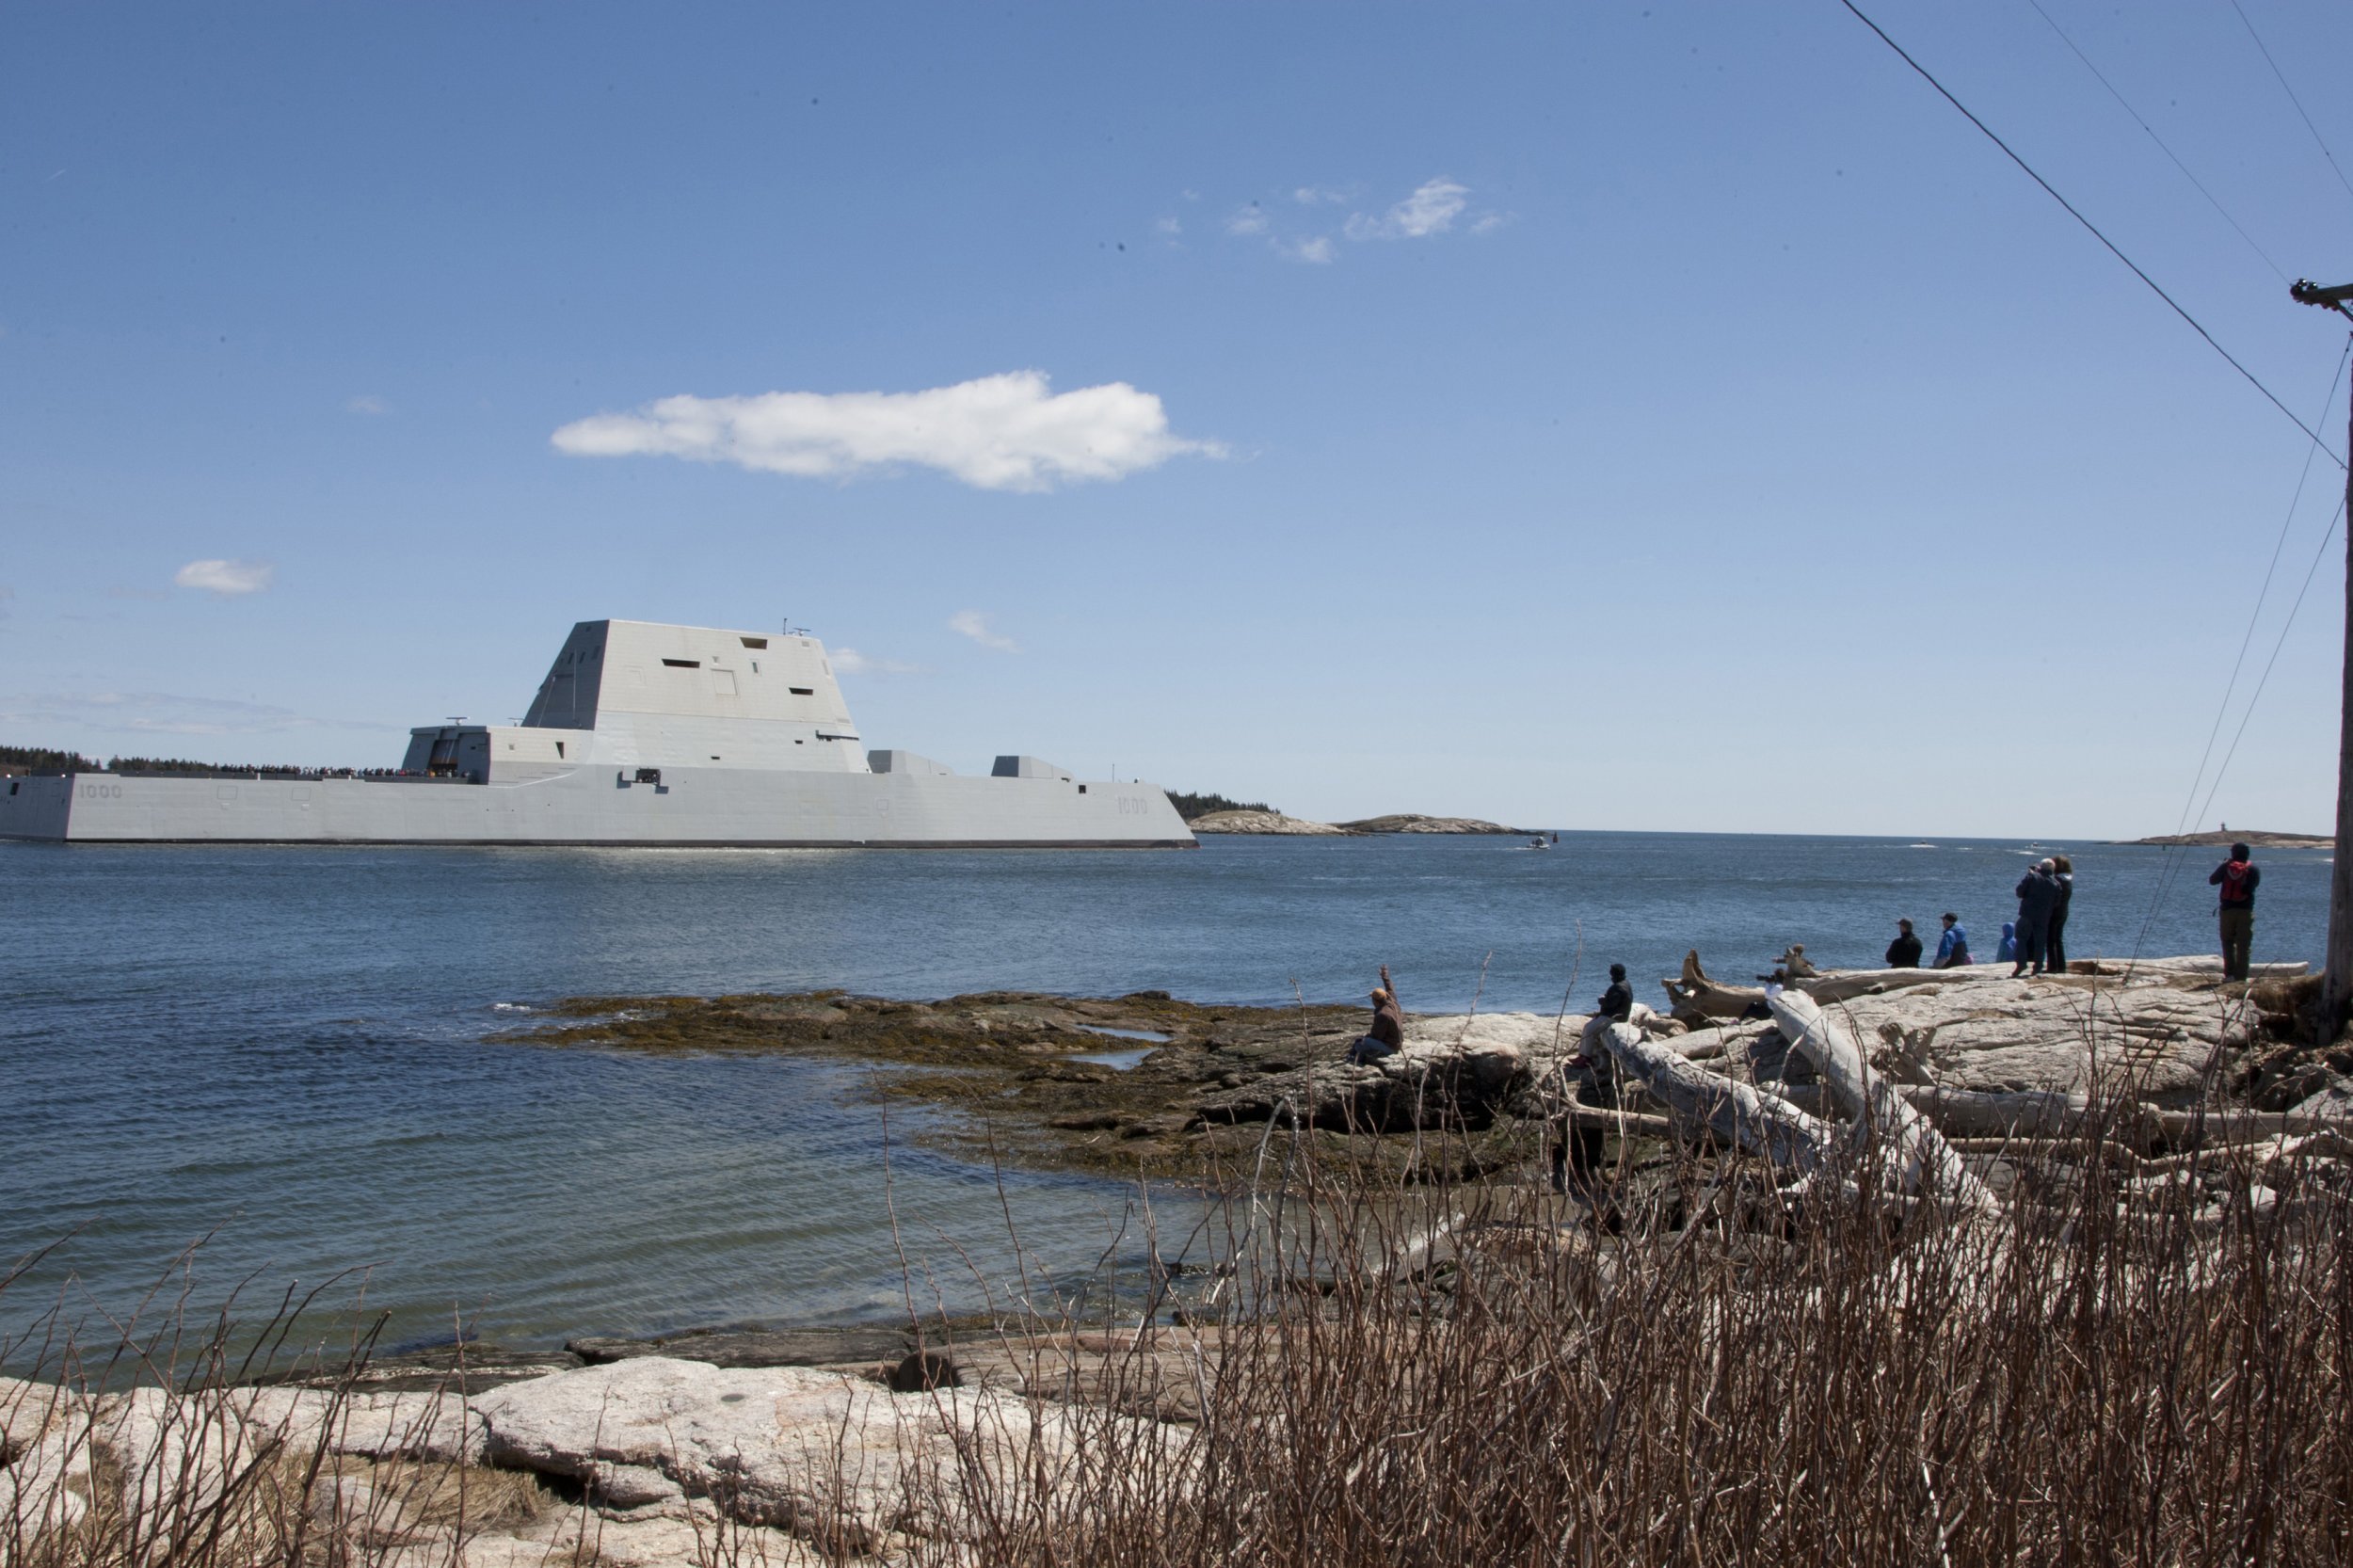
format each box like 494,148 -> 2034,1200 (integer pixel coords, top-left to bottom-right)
1995,922 -> 2017,965
1933,912 -> 1972,968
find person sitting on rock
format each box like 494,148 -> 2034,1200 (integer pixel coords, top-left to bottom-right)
1557,965 -> 1636,1201
1346,964 -> 1405,1065
1933,913 -> 1971,968
1995,921 -> 2018,965
1885,919 -> 1923,968
1597,963 -> 1634,1023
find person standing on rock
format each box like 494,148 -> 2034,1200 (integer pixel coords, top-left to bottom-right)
1933,912 -> 1972,968
2047,855 -> 2075,973
1347,964 -> 1405,1065
1995,922 -> 2018,966
2010,860 -> 2060,978
1885,919 -> 1923,968
2210,844 -> 2262,982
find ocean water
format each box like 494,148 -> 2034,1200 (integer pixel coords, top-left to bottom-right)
0,832 -> 2328,1350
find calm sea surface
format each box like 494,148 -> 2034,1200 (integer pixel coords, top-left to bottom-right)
1,833 -> 2329,1350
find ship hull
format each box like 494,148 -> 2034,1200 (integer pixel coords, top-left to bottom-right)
0,768 -> 1194,848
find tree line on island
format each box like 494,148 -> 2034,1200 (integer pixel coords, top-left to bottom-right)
1165,789 -> 1277,822
0,744 -> 337,777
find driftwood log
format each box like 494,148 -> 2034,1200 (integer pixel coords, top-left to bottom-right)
1595,1022 -> 1833,1176
1770,992 -> 1996,1211
1665,950 -> 1993,1025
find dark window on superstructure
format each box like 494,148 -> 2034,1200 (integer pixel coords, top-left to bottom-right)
740,636 -> 768,649
554,742 -> 565,759
789,686 -> 814,696
662,658 -> 699,668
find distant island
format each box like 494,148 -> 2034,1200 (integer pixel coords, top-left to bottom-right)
1184,807 -> 1535,837
2123,829 -> 2332,849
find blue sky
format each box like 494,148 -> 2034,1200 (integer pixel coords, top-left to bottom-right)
5,0 -> 2350,837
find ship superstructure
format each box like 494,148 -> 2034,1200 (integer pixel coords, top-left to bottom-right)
0,619 -> 1194,848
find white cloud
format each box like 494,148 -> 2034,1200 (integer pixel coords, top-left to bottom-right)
1292,185 -> 1350,205
831,647 -> 921,676
1225,204 -> 1269,236
1345,177 -> 1470,241
1471,212 -> 1513,235
346,394 -> 391,415
1276,236 -> 1336,264
947,610 -> 1017,652
174,559 -> 274,597
552,371 -> 1219,494
1154,216 -> 1182,236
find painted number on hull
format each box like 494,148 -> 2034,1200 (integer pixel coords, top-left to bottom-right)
81,784 -> 123,799
1118,796 -> 1149,815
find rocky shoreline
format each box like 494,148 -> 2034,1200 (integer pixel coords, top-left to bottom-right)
504,954 -> 2349,1188
12,955 -> 2353,1564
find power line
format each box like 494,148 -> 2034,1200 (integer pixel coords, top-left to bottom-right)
2023,0 -> 2290,284
2197,493 -> 2346,827
2168,335 -> 2351,840
2225,0 -> 2353,210
1835,0 -> 2345,467
2129,340 -> 2350,963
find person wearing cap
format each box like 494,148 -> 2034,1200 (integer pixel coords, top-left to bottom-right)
1346,963 -> 1406,1065
2010,859 -> 2061,977
1933,913 -> 1972,968
2209,843 -> 2262,982
1885,919 -> 1923,968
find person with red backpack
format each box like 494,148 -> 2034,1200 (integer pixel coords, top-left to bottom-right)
2208,843 -> 2262,982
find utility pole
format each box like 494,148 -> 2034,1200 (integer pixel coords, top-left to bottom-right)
2289,278 -> 2353,1043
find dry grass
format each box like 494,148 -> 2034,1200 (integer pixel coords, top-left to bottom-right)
8,1077 -> 2352,1566
890,1099 -> 2353,1567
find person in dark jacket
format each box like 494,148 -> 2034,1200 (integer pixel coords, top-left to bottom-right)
2210,844 -> 2262,982
2011,859 -> 2060,977
2046,855 -> 2075,972
1347,964 -> 1405,1064
1933,913 -> 1971,968
1885,919 -> 1923,968
1556,964 -> 1634,1200
1596,963 -> 1634,1022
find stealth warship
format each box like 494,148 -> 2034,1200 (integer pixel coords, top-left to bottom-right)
0,619 -> 1194,848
